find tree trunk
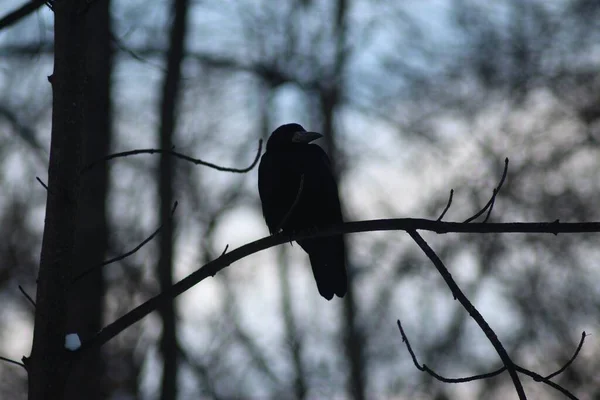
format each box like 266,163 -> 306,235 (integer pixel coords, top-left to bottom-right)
157,0 -> 190,399
320,88 -> 366,400
28,1 -> 87,399
64,0 -> 112,398
321,0 -> 367,397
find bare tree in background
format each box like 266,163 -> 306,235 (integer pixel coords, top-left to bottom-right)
156,0 -> 190,398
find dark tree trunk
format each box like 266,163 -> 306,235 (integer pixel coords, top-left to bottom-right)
157,0 -> 190,399
28,1 -> 87,399
320,88 -> 366,400
321,0 -> 367,397
64,0 -> 112,398
277,247 -> 307,400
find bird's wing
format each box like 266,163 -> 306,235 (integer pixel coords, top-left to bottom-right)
298,144 -> 343,224
258,152 -> 303,233
297,145 -> 347,299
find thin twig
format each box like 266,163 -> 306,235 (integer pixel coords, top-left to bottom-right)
18,285 -> 35,308
72,202 -> 178,284
482,189 -> 497,223
82,140 -> 262,174
407,229 -> 526,399
275,174 -> 304,233
463,158 -> 509,223
110,32 -> 166,71
545,331 -> 587,380
0,355 -> 26,369
437,189 -> 454,221
36,176 -> 48,190
397,319 -> 506,382
220,244 -> 229,257
515,365 -> 579,400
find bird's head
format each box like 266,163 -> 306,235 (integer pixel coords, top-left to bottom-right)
267,123 -> 323,151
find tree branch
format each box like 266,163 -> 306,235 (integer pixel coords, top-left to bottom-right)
71,202 -> 179,284
74,217 -> 600,354
515,365 -> 579,400
82,140 -> 262,174
397,319 -> 506,382
18,284 -> 36,308
406,229 -> 526,399
0,0 -> 46,31
436,189 -> 454,221
0,355 -> 26,369
35,177 -> 48,190
464,157 -> 509,223
544,331 -> 587,380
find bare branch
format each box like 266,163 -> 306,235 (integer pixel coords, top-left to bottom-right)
73,218 -> 600,355
71,202 -> 179,284
82,140 -> 262,174
36,177 -> 48,190
0,0 -> 46,32
397,320 -> 584,398
397,319 -> 506,382
515,366 -> 579,400
220,244 -> 229,257
0,355 -> 26,369
464,158 -> 509,223
18,285 -> 36,308
436,189 -> 454,221
406,229 -> 526,399
482,188 -> 497,223
545,331 -> 587,380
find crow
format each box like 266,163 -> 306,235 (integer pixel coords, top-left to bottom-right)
258,123 -> 347,300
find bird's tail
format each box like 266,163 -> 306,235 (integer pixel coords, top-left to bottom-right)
301,237 -> 347,300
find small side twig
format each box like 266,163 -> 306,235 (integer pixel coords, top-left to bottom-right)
0,355 -> 26,369
397,319 -> 505,383
72,201 -> 178,284
275,174 -> 304,233
220,244 -> 229,257
463,157 -> 509,223
18,285 -> 36,308
36,176 -> 48,190
82,139 -> 263,174
545,331 -> 587,380
482,188 -> 497,223
437,189 -> 454,221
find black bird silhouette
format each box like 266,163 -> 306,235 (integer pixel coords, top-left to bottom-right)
258,123 -> 347,300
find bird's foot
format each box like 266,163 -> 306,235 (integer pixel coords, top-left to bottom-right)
276,228 -> 295,246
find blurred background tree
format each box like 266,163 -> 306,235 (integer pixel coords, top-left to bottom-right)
0,0 -> 599,398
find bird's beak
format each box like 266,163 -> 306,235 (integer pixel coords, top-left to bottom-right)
292,131 -> 323,143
